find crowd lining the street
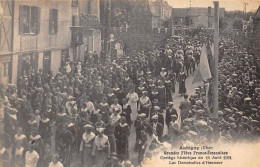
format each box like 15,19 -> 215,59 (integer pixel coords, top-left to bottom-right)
0,28 -> 259,167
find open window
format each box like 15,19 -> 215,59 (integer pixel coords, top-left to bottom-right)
49,9 -> 58,34
19,5 -> 40,34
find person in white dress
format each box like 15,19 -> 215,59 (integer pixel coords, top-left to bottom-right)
25,142 -> 39,167
126,88 -> 139,122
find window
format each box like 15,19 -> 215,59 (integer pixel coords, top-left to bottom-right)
20,53 -> 38,74
3,62 -> 11,77
49,9 -> 58,34
43,51 -> 51,74
72,0 -> 78,7
61,49 -> 69,67
19,5 -> 40,34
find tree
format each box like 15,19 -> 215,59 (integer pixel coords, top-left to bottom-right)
219,17 -> 227,30
162,20 -> 171,28
233,19 -> 243,30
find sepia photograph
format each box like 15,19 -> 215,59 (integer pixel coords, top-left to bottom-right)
0,0 -> 260,166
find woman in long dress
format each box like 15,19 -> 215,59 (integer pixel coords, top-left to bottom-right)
114,117 -> 130,161
79,124 -> 95,167
178,71 -> 187,96
139,91 -> 152,118
25,143 -> 39,167
121,98 -> 132,127
126,87 -> 139,122
98,97 -> 111,124
92,128 -> 110,167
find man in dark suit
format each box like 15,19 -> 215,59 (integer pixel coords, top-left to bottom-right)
166,102 -> 178,128
150,115 -> 163,141
151,106 -> 164,128
179,94 -> 191,128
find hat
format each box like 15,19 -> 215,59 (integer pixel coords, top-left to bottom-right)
151,114 -> 158,119
188,131 -> 198,136
228,117 -> 235,122
224,108 -> 232,113
236,111 -> 243,116
154,106 -> 160,111
218,110 -> 224,116
230,123 -> 236,128
231,107 -> 238,112
138,113 -> 146,118
35,110 -> 40,114
241,116 -> 249,121
142,91 -> 148,95
153,99 -> 159,103
84,124 -> 93,129
244,97 -> 251,101
197,120 -> 207,126
171,115 -> 177,119
68,123 -> 74,127
168,102 -> 174,106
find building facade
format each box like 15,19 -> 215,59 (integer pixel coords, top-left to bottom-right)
172,7 -> 225,28
131,0 -> 172,34
131,0 -> 160,34
153,0 -> 172,22
252,6 -> 260,55
0,0 -> 78,86
0,0 -> 14,86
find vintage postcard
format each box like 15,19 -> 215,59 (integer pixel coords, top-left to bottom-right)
0,0 -> 260,166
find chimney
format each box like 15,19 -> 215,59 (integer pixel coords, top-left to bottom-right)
208,7 -> 211,28
208,7 -> 211,15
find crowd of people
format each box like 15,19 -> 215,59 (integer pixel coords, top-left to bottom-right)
0,27 -> 259,167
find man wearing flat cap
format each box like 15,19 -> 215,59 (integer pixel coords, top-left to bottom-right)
134,113 -> 146,151
150,115 -> 163,141
166,102 -> 178,128
151,106 -> 164,130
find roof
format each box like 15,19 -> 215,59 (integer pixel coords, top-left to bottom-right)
172,8 -> 189,17
254,6 -> 260,19
132,0 -> 160,16
172,7 -> 225,18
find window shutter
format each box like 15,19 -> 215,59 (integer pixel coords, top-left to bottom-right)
55,9 -> 58,33
33,53 -> 39,72
30,6 -> 40,34
8,62 -> 12,82
38,7 -> 41,34
19,5 -> 23,34
17,55 -> 23,76
49,9 -> 53,34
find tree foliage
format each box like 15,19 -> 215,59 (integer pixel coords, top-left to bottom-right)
233,18 -> 243,30
219,17 -> 228,30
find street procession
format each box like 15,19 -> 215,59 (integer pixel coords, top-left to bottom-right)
0,0 -> 260,167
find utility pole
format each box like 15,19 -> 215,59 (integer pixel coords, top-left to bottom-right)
189,0 -> 191,27
243,2 -> 248,15
213,1 -> 219,119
